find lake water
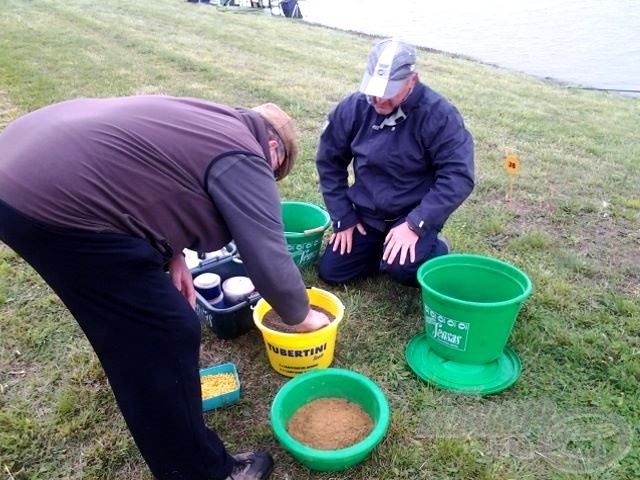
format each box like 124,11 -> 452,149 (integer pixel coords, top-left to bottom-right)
297,0 -> 640,94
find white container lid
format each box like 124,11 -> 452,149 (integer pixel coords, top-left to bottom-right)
222,276 -> 255,297
193,272 -> 221,289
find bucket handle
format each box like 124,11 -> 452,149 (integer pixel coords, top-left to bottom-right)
283,226 -> 326,236
302,225 -> 326,236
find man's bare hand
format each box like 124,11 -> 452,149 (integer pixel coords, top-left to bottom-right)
168,253 -> 196,308
383,222 -> 418,266
291,308 -> 330,333
329,223 -> 367,255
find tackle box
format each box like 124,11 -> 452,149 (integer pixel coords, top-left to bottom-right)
190,245 -> 260,339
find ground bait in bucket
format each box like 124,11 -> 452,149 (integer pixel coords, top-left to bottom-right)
201,373 -> 238,399
287,397 -> 373,449
262,306 -> 335,333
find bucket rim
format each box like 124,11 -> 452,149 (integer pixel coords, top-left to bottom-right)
270,368 -> 390,460
281,200 -> 331,238
252,287 -> 345,336
417,254 -> 533,307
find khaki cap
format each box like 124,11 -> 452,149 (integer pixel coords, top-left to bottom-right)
252,103 -> 298,180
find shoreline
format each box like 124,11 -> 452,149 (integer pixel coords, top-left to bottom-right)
304,19 -> 639,98
291,0 -> 640,98
249,3 -> 638,98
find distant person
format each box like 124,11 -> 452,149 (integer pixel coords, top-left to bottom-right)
316,38 -> 475,286
0,96 -> 329,480
279,0 -> 302,19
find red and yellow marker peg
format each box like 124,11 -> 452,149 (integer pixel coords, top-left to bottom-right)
503,147 -> 522,200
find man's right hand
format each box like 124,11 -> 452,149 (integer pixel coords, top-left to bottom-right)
291,308 -> 330,333
329,223 -> 367,255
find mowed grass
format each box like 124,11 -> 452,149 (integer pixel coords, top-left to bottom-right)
0,1 -> 638,479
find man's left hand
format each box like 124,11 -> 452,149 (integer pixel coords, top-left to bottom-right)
383,222 -> 418,266
168,253 -> 196,308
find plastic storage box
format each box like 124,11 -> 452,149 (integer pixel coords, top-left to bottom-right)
184,242 -> 238,270
191,250 -> 260,339
200,362 -> 241,411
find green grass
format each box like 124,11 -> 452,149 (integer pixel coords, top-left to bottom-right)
1,1 -> 639,479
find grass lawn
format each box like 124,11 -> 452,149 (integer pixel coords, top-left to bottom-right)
0,1 -> 638,479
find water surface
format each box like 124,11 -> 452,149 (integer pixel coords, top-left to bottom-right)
299,0 -> 640,93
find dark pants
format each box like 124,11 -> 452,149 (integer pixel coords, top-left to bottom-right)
0,199 -> 234,480
318,220 -> 448,286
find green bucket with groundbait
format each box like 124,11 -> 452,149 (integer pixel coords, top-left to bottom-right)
281,201 -> 330,268
270,368 -> 390,471
417,254 -> 532,365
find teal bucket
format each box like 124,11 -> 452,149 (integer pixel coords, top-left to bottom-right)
281,201 -> 330,268
417,254 -> 532,364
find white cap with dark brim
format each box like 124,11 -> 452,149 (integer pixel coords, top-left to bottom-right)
359,38 -> 417,99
